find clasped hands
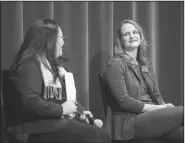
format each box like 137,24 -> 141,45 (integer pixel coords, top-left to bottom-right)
142,102 -> 175,112
61,100 -> 93,124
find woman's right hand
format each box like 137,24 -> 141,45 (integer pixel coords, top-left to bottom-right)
61,101 -> 77,115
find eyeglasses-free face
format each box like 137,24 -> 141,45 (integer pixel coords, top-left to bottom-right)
120,23 -> 141,51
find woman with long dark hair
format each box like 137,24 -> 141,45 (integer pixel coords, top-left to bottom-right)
104,19 -> 183,143
5,18 -> 111,143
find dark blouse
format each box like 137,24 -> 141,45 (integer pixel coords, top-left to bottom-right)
134,64 -> 153,103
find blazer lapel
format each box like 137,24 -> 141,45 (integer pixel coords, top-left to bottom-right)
141,65 -> 153,89
121,54 -> 141,83
127,61 -> 141,82
141,66 -> 159,103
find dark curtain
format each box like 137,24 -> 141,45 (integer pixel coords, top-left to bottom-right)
1,2 -> 184,143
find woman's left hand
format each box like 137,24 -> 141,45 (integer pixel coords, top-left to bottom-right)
79,111 -> 93,124
162,102 -> 175,107
165,103 -> 175,107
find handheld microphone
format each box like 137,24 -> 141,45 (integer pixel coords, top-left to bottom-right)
86,114 -> 103,128
75,101 -> 103,128
75,111 -> 103,128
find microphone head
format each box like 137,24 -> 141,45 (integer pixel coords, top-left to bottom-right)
93,119 -> 103,128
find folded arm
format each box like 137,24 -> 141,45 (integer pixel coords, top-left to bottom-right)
104,59 -> 145,114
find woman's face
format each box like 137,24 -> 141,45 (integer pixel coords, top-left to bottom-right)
120,23 -> 141,51
56,27 -> 65,58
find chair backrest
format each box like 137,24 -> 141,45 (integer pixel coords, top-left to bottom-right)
2,70 -> 11,111
98,73 -> 108,117
98,73 -> 112,136
1,70 -> 11,143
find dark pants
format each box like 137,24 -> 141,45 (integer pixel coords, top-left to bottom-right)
134,106 -> 183,143
28,118 -> 111,142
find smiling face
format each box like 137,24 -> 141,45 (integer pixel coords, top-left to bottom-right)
56,27 -> 65,58
120,23 -> 141,51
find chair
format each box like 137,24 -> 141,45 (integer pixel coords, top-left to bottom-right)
98,73 -> 165,143
1,70 -> 23,143
98,73 -> 112,135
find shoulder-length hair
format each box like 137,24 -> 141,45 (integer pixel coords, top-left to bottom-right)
116,19 -> 148,65
11,18 -> 61,81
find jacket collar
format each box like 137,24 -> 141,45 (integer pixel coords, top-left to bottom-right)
119,52 -> 150,74
119,52 -> 153,89
118,52 -> 161,104
119,53 -> 141,82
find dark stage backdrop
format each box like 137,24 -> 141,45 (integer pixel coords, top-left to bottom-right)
1,2 -> 184,142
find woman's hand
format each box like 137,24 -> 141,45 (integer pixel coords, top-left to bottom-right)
142,104 -> 166,112
162,102 -> 175,107
79,111 -> 93,124
164,103 -> 175,108
142,102 -> 175,112
61,101 -> 77,115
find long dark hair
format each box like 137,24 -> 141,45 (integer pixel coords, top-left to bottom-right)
116,19 -> 149,65
11,18 -> 63,82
